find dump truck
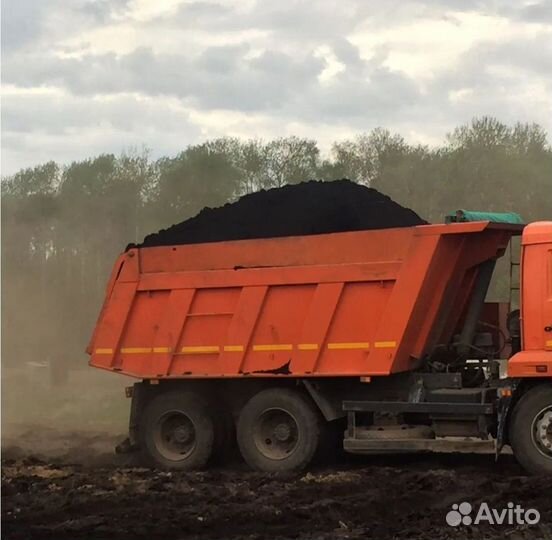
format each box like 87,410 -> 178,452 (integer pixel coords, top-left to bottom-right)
87,215 -> 552,474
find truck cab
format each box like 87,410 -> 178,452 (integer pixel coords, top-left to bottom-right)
509,222 -> 552,377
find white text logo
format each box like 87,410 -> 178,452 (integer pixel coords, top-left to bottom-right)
446,502 -> 540,527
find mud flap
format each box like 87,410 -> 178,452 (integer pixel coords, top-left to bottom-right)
495,380 -> 520,459
122,382 -> 150,452
115,437 -> 138,454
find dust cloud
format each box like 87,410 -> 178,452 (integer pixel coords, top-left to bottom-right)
2,364 -> 129,464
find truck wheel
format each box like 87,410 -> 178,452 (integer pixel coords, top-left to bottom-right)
510,384 -> 552,475
140,391 -> 215,470
237,388 -> 321,472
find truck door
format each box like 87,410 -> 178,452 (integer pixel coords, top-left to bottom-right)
521,222 -> 552,352
545,244 -> 552,351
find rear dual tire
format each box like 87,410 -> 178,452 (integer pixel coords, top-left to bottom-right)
139,387 -> 322,472
237,388 -> 321,472
140,391 -> 216,470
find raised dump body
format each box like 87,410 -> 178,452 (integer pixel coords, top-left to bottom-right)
88,221 -> 517,379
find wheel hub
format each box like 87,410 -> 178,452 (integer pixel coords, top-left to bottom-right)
173,424 -> 193,444
253,408 -> 299,460
533,407 -> 552,458
154,411 -> 197,461
273,423 -> 292,442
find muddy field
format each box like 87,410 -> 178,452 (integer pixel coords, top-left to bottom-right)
2,430 -> 551,540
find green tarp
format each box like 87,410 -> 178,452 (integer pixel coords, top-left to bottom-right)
446,210 -> 524,225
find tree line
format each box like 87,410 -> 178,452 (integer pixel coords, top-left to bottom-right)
2,117 -> 551,377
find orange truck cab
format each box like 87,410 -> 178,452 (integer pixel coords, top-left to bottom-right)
509,222 -> 552,378
88,216 -> 552,475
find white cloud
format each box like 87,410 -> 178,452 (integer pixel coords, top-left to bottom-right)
1,0 -> 551,174
1,88 -> 200,171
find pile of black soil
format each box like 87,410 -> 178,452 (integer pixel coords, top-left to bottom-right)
137,179 -> 427,248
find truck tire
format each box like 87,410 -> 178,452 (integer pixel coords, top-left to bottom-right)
510,384 -> 552,476
140,391 -> 215,470
237,388 -> 321,472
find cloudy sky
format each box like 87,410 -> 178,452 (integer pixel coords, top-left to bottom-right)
2,0 -> 551,174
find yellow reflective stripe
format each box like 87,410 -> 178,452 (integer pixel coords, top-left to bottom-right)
298,343 -> 318,350
223,345 -> 244,352
327,342 -> 370,350
115,347 -> 172,354
374,341 -> 397,348
545,340 -> 552,347
98,342 -> 395,355
253,344 -> 293,352
181,346 -> 220,354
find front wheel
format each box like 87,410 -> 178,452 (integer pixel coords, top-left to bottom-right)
237,387 -> 321,472
510,384 -> 552,475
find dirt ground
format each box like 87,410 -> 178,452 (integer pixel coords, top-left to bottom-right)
2,428 -> 551,540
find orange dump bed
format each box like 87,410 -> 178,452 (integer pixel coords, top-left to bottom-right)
88,222 -> 519,379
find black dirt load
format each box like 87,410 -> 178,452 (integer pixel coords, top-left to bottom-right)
137,179 -> 427,248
